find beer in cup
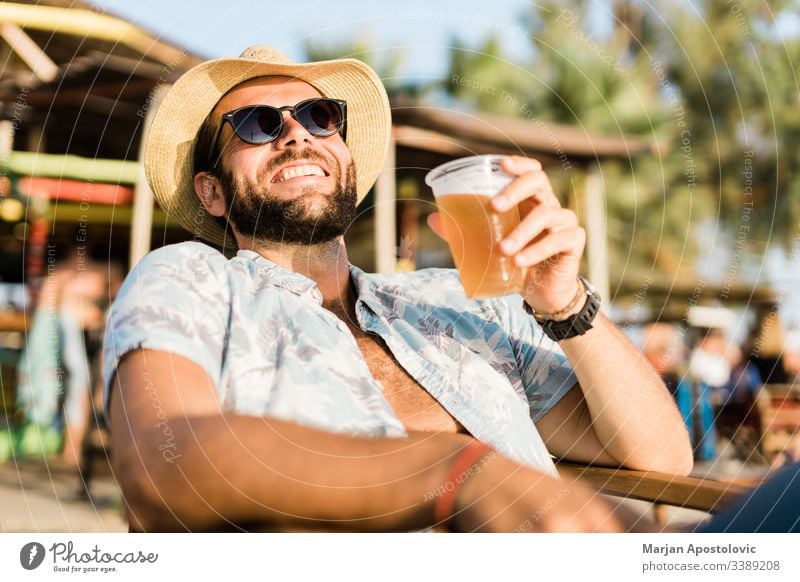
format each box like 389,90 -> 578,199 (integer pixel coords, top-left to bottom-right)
425,155 -> 526,299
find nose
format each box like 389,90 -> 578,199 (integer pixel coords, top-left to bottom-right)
273,111 -> 313,149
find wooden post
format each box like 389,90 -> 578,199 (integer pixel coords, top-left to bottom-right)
584,161 -> 610,307
0,120 -> 13,161
129,85 -> 169,269
26,124 -> 45,152
374,137 -> 396,273
0,22 -> 58,83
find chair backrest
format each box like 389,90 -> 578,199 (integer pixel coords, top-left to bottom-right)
557,461 -> 752,514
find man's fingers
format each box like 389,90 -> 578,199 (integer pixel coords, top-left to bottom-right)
499,155 -> 542,175
492,169 -> 559,212
514,227 -> 586,267
500,206 -> 579,256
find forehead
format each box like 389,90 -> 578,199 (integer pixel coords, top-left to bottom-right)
214,77 -> 323,114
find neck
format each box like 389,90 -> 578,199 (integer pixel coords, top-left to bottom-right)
236,234 -> 353,308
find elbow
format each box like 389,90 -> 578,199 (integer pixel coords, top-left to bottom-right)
672,434 -> 695,476
112,445 -> 179,531
675,456 -> 694,477
664,424 -> 694,476
637,434 -> 694,476
653,449 -> 694,477
121,480 -> 168,532
618,429 -> 694,476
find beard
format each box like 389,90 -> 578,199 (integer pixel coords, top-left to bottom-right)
216,149 -> 358,245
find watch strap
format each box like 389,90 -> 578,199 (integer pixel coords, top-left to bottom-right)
525,276 -> 601,341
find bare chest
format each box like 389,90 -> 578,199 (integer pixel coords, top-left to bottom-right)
350,327 -> 467,435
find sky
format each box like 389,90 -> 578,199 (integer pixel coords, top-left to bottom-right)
89,0 -> 557,80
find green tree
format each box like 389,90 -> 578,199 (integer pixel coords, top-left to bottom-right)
444,0 -> 800,292
639,0 -> 800,247
446,0 -> 704,284
304,35 -> 428,102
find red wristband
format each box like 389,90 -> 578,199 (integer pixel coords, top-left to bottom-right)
434,440 -> 493,527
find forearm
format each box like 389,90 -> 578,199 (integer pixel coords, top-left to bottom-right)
559,313 -> 693,474
115,414 -> 471,531
109,349 -> 631,533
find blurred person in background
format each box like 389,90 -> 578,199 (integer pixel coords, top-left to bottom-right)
641,322 -> 713,459
686,328 -> 734,461
713,340 -> 766,463
641,322 -> 688,395
16,247 -> 109,466
780,327 -> 800,379
749,308 -> 789,385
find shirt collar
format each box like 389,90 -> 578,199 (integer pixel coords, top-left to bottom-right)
236,250 -> 383,307
349,264 -> 383,309
236,249 -> 322,302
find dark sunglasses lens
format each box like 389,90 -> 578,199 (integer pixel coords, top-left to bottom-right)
232,107 -> 282,143
297,99 -> 343,136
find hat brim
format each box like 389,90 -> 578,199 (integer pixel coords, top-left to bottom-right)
144,53 -> 391,246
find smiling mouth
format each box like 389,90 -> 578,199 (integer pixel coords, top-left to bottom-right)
272,164 -> 329,183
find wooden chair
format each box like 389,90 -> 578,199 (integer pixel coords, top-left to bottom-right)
557,461 -> 754,526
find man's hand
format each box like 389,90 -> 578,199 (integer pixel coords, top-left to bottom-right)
450,451 -> 653,532
428,155 -> 585,315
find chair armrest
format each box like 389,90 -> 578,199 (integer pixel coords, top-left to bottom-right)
556,462 -> 752,514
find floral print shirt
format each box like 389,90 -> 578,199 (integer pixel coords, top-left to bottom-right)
103,242 -> 577,476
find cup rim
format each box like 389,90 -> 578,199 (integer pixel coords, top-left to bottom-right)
424,154 -> 507,186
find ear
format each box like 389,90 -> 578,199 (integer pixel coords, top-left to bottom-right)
193,172 -> 226,217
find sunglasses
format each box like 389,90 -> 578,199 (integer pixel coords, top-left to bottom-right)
207,97 -> 347,167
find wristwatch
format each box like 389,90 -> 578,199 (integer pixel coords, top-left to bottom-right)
525,276 -> 601,342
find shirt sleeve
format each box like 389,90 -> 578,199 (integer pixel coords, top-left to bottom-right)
102,242 -> 229,421
493,294 -> 577,422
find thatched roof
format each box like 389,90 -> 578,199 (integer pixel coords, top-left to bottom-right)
392,106 -> 651,164
0,0 -> 202,159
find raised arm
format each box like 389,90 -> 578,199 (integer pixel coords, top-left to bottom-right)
535,314 -> 693,475
428,156 -> 692,475
110,349 -> 630,532
491,155 -> 692,475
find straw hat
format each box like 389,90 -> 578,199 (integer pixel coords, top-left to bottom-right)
144,45 -> 391,246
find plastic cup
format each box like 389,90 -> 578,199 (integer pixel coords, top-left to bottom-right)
425,155 -> 526,299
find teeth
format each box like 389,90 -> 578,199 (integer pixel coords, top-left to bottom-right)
277,164 -> 325,182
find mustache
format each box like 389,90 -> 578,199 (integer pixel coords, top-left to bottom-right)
261,148 -> 334,182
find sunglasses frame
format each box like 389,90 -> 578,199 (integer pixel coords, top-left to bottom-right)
205,98 -> 348,168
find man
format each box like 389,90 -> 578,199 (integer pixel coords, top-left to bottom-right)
104,46 -> 692,532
